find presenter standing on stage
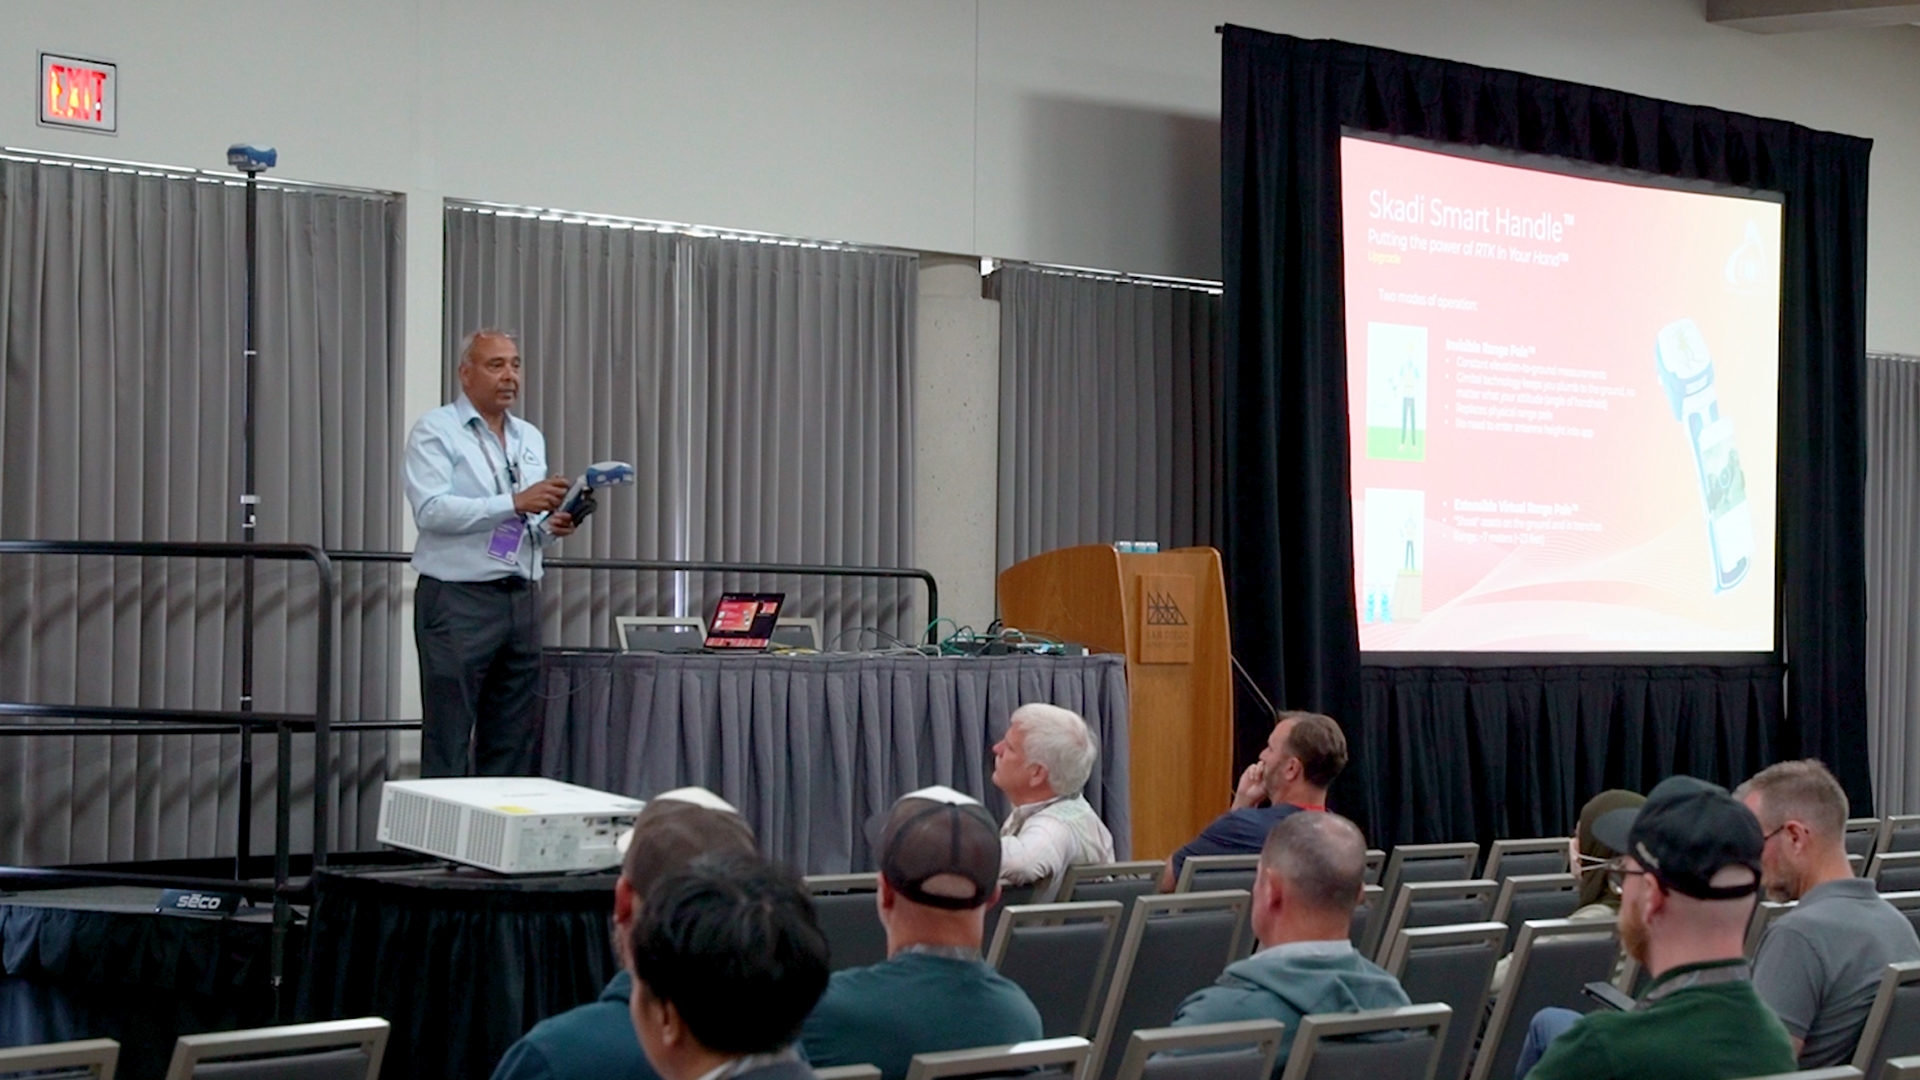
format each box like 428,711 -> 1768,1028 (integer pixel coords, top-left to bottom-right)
405,329 -> 579,777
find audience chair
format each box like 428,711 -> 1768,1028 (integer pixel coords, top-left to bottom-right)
1378,844 -> 1480,916
1882,1055 -> 1920,1080
1490,873 -> 1582,953
0,1038 -> 119,1079
1880,891 -> 1920,939
1365,850 -> 1386,886
1278,1003 -> 1452,1080
1746,900 -> 1797,958
1176,855 -> 1260,894
1481,839 -> 1571,884
806,873 -> 888,972
988,901 -> 1126,1038
1870,853 -> 1920,894
904,1037 -> 1093,1080
1089,890 -> 1253,1080
1058,862 -> 1165,905
985,881 -> 1043,943
1380,922 -> 1505,1080
1851,853 -> 1869,878
1111,1021 -> 1285,1080
163,1018 -> 389,1080
1467,919 -> 1621,1080
1349,884 -> 1385,952
816,1067 -> 884,1080
1850,961 -> 1920,1080
1880,816 -> 1920,856
1369,880 -> 1498,964
1846,817 -> 1884,861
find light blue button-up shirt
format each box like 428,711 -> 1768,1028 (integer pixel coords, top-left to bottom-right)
404,394 -> 555,582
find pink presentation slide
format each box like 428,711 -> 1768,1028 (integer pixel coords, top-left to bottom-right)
1342,136 -> 1781,652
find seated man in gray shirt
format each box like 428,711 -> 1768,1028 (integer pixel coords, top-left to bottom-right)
1738,759 -> 1920,1068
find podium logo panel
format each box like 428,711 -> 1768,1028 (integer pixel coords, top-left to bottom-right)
1139,574 -> 1196,664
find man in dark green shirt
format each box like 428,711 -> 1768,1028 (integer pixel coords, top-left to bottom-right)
801,786 -> 1043,1080
1525,775 -> 1796,1080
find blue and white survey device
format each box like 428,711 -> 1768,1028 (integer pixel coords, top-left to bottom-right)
1655,319 -> 1753,593
538,460 -> 635,536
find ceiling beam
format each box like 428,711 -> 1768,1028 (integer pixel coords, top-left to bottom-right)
1706,0 -> 1920,31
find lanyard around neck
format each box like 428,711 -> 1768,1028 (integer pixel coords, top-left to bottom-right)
469,417 -> 519,496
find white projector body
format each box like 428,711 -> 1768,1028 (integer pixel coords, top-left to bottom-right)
377,777 -> 644,874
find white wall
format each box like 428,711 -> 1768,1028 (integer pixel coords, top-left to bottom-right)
5,0 -> 1917,713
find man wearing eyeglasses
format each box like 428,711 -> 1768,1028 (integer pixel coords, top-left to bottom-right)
1736,760 -> 1920,1068
1520,775 -> 1795,1080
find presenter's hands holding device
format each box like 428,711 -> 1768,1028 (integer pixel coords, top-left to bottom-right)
514,476 -> 571,516
1230,761 -> 1268,810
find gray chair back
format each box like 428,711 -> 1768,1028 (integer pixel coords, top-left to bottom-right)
1381,923 -> 1504,1080
1467,919 -> 1620,1080
905,1037 -> 1093,1080
1881,891 -> 1920,939
1060,862 -> 1165,903
1882,1054 -> 1920,1080
815,1067 -> 884,1080
1349,885 -> 1385,952
1111,1021 -> 1285,1080
985,882 -> 1042,943
164,1020 -> 388,1080
1490,874 -> 1582,954
807,873 -> 887,972
1177,855 -> 1260,895
988,901 -> 1126,1038
1883,816 -> 1920,855
1378,845 -> 1481,917
1370,880 -> 1497,964
1365,850 -> 1386,886
1278,1004 -> 1452,1080
1846,817 -> 1884,859
1850,961 -> 1920,1080
1482,839 -> 1571,884
1090,891 -> 1252,1080
0,1038 -> 120,1079
1870,853 -> 1920,894
1745,900 -> 1796,958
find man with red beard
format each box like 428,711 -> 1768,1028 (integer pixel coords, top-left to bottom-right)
1518,776 -> 1796,1080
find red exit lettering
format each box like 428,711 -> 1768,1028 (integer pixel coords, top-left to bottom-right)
46,64 -> 107,122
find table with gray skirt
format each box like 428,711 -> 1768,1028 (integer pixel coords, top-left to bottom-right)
536,650 -> 1132,873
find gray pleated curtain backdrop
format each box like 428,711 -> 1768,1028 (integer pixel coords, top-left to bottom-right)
990,263 -> 1224,572
1868,352 -> 1920,816
0,154 -> 404,864
443,204 -> 917,648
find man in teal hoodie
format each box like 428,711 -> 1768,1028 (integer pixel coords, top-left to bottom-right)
1169,811 -> 1409,1072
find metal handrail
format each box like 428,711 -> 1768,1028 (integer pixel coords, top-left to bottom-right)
328,549 -> 941,642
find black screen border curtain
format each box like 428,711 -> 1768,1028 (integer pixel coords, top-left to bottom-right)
1219,27 -> 1872,843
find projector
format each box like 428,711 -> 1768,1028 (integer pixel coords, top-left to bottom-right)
378,777 -> 643,874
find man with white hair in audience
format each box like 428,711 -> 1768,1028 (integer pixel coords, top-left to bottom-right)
1737,759 -> 1920,1069
991,703 -> 1116,889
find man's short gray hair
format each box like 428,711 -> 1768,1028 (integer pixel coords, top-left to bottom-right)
1736,758 -> 1849,840
1010,703 -> 1099,798
458,328 -> 517,367
1260,811 -> 1366,914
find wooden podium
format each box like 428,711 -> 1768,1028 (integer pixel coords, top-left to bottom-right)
998,544 -> 1232,860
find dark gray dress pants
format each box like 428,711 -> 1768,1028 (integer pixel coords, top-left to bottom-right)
414,574 -> 542,777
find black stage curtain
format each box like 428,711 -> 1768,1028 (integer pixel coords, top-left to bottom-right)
1219,27 -> 1873,842
297,866 -> 618,1080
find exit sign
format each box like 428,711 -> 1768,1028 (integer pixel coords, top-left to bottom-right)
39,53 -> 117,134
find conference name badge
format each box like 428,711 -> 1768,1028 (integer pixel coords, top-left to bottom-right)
486,519 -> 524,563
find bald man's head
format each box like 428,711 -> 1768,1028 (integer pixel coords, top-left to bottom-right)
1260,811 -> 1367,914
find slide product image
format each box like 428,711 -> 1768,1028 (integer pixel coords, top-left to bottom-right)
1342,134 -> 1781,653
1654,319 -> 1754,593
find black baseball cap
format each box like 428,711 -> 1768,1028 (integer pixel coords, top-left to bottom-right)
869,786 -> 1001,911
1591,775 -> 1762,901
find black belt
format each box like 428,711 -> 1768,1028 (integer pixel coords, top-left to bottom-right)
428,575 -> 534,592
